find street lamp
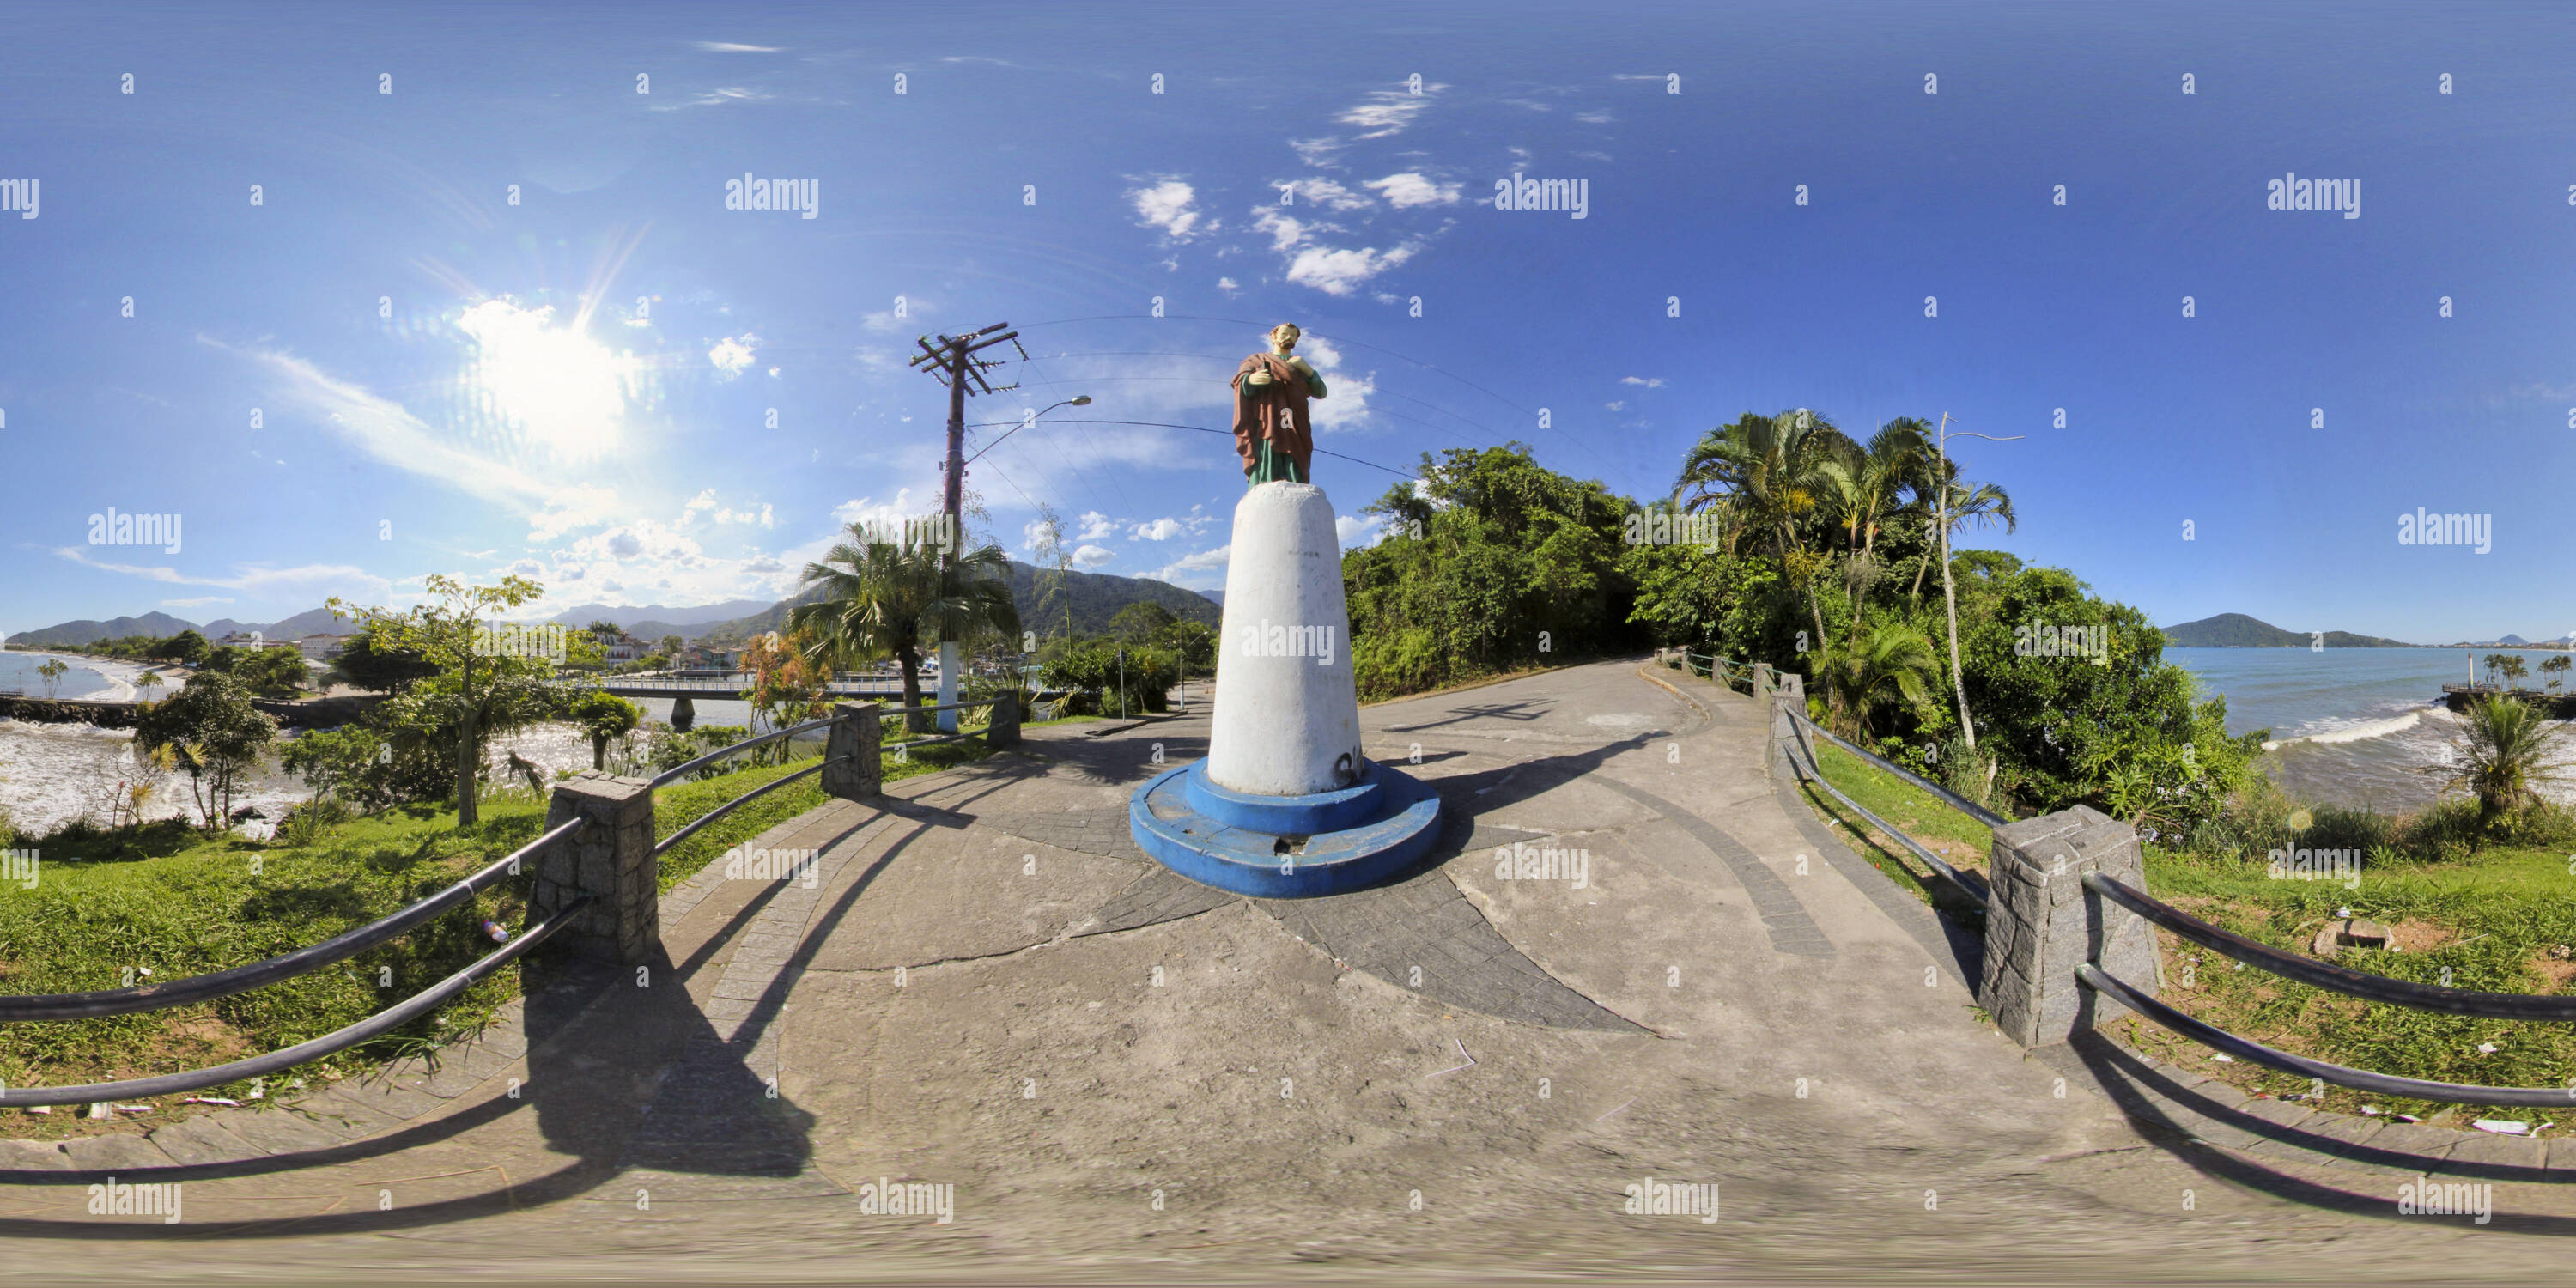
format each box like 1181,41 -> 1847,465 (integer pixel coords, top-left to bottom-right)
965,395 -> 1091,465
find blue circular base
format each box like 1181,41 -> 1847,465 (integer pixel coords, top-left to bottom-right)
1129,759 -> 1443,898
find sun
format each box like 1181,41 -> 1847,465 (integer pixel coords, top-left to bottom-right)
457,299 -> 639,461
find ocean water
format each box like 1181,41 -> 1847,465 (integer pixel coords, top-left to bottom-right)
2166,647 -> 2575,813
0,655 -> 647,836
0,651 -> 118,700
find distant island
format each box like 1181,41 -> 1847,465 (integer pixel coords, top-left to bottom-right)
2160,614 -> 2415,648
2160,613 -> 2573,650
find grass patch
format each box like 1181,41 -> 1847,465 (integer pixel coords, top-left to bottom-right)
0,736 -> 994,1139
1791,741 -> 2576,1124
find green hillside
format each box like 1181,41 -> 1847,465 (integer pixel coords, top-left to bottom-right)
690,562 -> 1218,646
2160,613 -> 2415,648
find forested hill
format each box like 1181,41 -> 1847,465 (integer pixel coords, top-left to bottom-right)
2160,613 -> 2415,648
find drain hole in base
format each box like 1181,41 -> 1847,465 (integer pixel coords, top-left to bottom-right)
1272,835 -> 1310,856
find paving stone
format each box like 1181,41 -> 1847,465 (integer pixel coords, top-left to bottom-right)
328,1077 -> 445,1121
2445,1128 -> 2548,1172
146,1114 -> 266,1167
289,1092 -> 404,1141
224,1108 -> 355,1157
0,1138 -> 71,1171
2360,1121 -> 2463,1167
58,1132 -> 177,1172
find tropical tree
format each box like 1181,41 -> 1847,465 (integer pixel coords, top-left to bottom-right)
568,690 -> 645,770
133,669 -> 163,704
33,658 -> 68,699
659,634 -> 685,662
1674,410 -> 1853,659
1905,459 -> 2018,602
787,530 -> 1021,733
739,630 -> 830,759
2427,695 -> 2567,834
2500,654 -> 2530,691
1820,623 -> 1940,740
329,574 -> 549,826
135,671 -> 278,830
1815,417 -> 1929,629
2543,653 -> 2571,690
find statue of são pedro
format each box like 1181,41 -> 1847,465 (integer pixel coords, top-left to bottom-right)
1230,323 -> 1327,486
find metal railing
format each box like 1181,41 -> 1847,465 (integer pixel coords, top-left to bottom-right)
1698,648 -> 2576,1109
650,714 -> 841,787
0,818 -> 585,1022
0,821 -> 592,1105
652,757 -> 841,858
0,898 -> 590,1108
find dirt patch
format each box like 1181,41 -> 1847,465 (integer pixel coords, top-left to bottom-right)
2386,919 -> 2454,954
2531,946 -> 2576,990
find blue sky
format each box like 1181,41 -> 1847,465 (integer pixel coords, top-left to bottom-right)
3,1 -> 2570,643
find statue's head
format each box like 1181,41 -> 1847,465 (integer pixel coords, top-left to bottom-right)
1267,322 -> 1301,353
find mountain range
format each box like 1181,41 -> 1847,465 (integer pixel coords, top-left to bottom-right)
2160,614 -> 2575,650
6,564 -> 1224,650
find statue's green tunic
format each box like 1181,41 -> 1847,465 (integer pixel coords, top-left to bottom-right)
1231,351 -> 1327,485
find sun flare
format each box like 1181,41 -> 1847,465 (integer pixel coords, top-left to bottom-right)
456,299 -> 639,460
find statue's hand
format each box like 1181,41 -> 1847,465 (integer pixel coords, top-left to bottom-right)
1244,369 -> 1273,386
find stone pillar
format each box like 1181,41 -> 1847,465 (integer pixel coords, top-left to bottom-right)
1206,483 -> 1364,795
536,773 -> 659,966
823,702 -> 883,800
1752,663 -> 1777,770
671,695 -> 696,732
987,688 -> 1020,748
1978,804 -> 2160,1047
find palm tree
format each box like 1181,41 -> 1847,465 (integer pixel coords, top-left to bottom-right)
2543,653 -> 2571,691
1675,410 -> 1853,657
1816,417 -> 1930,630
1821,623 -> 1940,740
788,529 -> 1021,733
2427,695 -> 2567,834
1905,458 -> 2017,603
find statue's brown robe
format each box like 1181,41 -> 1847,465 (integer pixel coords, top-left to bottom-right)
1230,353 -> 1315,483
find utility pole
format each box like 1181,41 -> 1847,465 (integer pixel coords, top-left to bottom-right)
909,322 -> 1023,732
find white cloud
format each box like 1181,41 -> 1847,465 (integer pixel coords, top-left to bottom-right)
1132,518 -> 1183,541
1290,137 -> 1342,167
1337,88 -> 1440,139
54,546 -> 391,599
1288,178 -> 1374,211
1251,209 -> 1321,252
1576,110 -> 1614,125
1286,242 -> 1419,296
162,596 -> 234,608
1607,400 -> 1625,411
696,41 -> 783,52
1334,515 -> 1382,547
1148,544 -> 1231,588
1130,178 -> 1212,241
708,334 -> 760,380
1217,276 -> 1240,293
1072,544 -> 1115,568
680,489 -> 720,526
1076,511 -> 1118,541
1364,173 -> 1461,209
1621,376 -> 1666,387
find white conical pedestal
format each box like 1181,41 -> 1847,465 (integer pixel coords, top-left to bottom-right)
1128,480 -> 1442,897
1206,482 -> 1365,795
